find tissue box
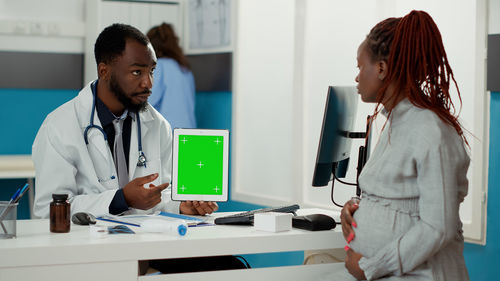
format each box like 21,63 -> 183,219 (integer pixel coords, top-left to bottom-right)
254,212 -> 292,232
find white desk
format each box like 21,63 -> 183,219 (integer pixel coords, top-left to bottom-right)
0,210 -> 344,281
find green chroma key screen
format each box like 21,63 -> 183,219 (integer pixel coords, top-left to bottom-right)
176,135 -> 224,195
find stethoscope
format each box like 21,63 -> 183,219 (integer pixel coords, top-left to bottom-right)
83,80 -> 147,170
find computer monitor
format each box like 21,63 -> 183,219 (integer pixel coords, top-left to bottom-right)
312,86 -> 359,187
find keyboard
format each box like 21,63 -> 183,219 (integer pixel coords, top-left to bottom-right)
214,204 -> 300,225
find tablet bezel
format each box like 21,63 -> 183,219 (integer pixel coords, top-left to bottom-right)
171,128 -> 229,202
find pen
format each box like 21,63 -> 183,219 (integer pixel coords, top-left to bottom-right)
14,183 -> 30,203
0,183 -> 29,233
9,188 -> 22,203
0,183 -> 27,218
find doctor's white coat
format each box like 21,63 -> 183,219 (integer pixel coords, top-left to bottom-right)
32,81 -> 180,218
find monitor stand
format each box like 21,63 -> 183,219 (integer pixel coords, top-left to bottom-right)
355,115 -> 372,197
330,115 -> 372,207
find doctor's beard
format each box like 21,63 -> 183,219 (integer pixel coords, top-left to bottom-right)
109,75 -> 149,112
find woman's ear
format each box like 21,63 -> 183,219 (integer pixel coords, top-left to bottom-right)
97,62 -> 110,81
378,60 -> 388,80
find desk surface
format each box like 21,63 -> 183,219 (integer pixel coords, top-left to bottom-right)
0,210 -> 344,281
0,210 -> 343,268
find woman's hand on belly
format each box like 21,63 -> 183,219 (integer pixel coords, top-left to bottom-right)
345,248 -> 367,280
341,198 -> 360,242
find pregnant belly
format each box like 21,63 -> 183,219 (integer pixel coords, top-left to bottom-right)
348,201 -> 417,258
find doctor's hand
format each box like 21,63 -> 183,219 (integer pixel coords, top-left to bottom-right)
122,173 -> 168,210
341,198 -> 360,243
180,201 -> 218,216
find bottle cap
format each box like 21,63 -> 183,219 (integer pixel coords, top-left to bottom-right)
52,194 -> 69,201
177,224 -> 187,236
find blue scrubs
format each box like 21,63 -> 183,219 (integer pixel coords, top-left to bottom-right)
150,58 -> 197,129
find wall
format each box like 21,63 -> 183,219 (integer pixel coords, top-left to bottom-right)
0,89 -> 77,219
232,0 -> 298,206
462,0 -> 500,278
0,50 -> 83,220
463,92 -> 499,280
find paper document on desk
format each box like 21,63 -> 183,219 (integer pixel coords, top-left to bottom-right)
98,212 -> 207,227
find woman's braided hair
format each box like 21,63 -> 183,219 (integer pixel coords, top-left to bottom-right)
366,11 -> 467,145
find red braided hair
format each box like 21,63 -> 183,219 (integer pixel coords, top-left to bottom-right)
366,10 -> 467,145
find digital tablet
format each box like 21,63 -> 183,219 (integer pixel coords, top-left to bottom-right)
171,129 -> 229,202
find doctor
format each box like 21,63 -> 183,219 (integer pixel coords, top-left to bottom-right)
33,23 -> 218,218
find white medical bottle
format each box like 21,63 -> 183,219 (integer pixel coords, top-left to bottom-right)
140,219 -> 188,236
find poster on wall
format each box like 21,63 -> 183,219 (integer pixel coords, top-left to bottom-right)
186,0 -> 231,54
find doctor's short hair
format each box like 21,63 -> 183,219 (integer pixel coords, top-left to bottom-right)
94,23 -> 150,65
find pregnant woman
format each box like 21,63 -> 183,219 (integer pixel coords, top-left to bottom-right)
334,10 -> 470,281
